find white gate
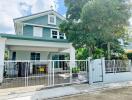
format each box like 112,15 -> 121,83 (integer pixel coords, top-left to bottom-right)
91,59 -> 103,83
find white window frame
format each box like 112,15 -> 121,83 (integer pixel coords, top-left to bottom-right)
59,32 -> 66,39
33,26 -> 43,37
51,29 -> 59,39
51,29 -> 66,39
48,14 -> 56,25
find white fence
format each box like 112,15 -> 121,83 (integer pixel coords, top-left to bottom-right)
88,58 -> 132,84
0,60 -> 88,89
0,59 -> 132,89
103,60 -> 132,83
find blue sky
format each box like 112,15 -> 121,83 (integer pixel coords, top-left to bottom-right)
0,0 -> 67,34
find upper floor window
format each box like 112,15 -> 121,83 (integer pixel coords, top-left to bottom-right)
33,27 -> 43,37
48,15 -> 56,25
51,29 -> 66,39
59,32 -> 66,39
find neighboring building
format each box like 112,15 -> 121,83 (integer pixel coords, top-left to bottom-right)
0,10 -> 75,82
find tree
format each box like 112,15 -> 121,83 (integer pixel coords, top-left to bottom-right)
81,0 -> 131,59
64,0 -> 89,20
60,0 -> 131,59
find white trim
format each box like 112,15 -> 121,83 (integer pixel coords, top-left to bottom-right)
6,39 -> 70,48
48,14 -> 56,25
24,23 -> 59,29
50,29 -> 66,39
9,46 -> 60,52
14,10 -> 65,22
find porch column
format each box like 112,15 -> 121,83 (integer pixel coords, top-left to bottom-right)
0,38 -> 6,83
70,44 -> 75,67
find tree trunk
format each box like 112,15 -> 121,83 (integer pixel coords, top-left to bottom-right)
107,42 -> 111,60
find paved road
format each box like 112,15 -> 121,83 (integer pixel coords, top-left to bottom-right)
56,86 -> 132,100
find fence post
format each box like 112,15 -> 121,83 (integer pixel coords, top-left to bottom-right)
52,61 -> 55,86
101,58 -> 105,83
88,57 -> 93,85
70,61 -> 72,84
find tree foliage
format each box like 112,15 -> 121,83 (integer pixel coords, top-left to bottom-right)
64,0 -> 89,20
60,0 -> 131,59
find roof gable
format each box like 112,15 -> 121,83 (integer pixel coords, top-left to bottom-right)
14,10 -> 66,23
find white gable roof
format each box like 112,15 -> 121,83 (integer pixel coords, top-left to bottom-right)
14,10 -> 66,23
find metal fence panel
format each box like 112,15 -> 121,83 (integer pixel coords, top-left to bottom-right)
105,60 -> 132,73
0,60 -> 89,89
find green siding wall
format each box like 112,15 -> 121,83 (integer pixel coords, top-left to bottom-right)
23,15 -> 62,27
43,28 -> 51,39
23,25 -> 60,40
21,15 -> 66,41
23,15 -> 48,26
23,25 -> 33,36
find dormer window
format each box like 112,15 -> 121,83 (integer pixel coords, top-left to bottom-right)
48,14 -> 56,25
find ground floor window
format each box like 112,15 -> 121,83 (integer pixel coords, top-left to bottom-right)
12,52 -> 16,60
52,54 -> 68,70
30,52 -> 40,60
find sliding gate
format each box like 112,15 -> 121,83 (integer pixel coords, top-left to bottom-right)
0,60 -> 89,89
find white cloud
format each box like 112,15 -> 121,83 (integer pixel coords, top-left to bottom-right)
0,0 -> 58,34
31,0 -> 58,13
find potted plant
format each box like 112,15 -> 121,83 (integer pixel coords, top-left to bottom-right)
72,67 -> 80,77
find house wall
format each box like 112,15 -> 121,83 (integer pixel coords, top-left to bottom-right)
23,25 -> 52,40
22,15 -> 64,40
23,15 -> 62,27
10,51 -> 49,60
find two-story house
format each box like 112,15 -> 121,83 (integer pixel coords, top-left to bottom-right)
0,10 -> 75,83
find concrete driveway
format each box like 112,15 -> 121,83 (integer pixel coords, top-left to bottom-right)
56,86 -> 132,100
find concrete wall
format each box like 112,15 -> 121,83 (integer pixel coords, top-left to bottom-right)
104,72 -> 132,83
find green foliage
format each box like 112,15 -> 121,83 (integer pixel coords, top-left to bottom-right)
127,53 -> 132,59
93,48 -> 104,59
72,67 -> 80,73
60,0 -> 131,59
64,0 -> 90,20
4,50 -> 9,60
76,48 -> 89,60
81,0 -> 131,41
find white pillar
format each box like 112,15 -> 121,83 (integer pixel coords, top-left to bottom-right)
0,38 -> 6,83
69,44 -> 75,83
69,44 -> 75,67
101,57 -> 105,83
88,57 -> 93,85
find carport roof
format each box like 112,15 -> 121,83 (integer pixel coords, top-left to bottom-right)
0,33 -> 69,43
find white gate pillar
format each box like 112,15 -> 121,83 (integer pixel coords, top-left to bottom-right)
101,57 -> 105,83
0,38 -> 6,83
69,44 -> 75,67
88,57 -> 93,84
